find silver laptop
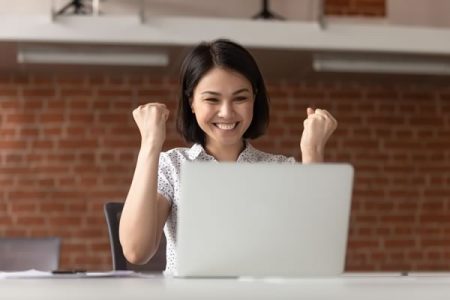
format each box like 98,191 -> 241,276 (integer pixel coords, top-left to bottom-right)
176,162 -> 354,277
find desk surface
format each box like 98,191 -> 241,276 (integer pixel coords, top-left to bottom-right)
2,274 -> 450,300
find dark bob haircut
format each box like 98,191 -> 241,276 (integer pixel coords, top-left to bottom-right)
176,39 -> 270,145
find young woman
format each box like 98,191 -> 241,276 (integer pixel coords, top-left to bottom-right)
119,39 -> 337,275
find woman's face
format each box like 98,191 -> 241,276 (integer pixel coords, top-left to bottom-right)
191,67 -> 255,149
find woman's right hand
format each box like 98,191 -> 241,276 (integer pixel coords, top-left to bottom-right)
132,103 -> 170,151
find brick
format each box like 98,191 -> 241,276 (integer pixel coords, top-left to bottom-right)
0,128 -> 16,136
22,88 -> 55,97
32,75 -> 54,85
61,243 -> 88,253
40,113 -> 64,123
4,229 -> 27,236
92,100 -> 110,109
0,217 -> 13,226
47,100 -> 65,109
56,76 -> 85,85
6,113 -> 36,124
0,140 -> 28,149
364,201 -> 394,211
32,140 -> 54,149
59,178 -> 76,186
69,114 -> 94,123
344,139 -> 378,149
0,88 -> 18,96
110,127 -> 137,135
102,140 -> 138,148
60,89 -> 92,97
420,215 -> 450,223
9,201 -> 36,211
90,242 -> 110,252
39,178 -> 55,187
1,167 -> 29,174
68,100 -> 90,109
381,215 -> 415,223
112,100 -> 133,109
52,191 -> 84,200
367,116 -> 406,125
20,128 -> 40,136
43,127 -> 63,135
422,200 -> 445,212
48,216 -> 82,226
86,216 -> 107,226
100,153 -> 115,161
9,191 -> 48,200
67,203 -> 87,212
5,154 -> 23,163
348,240 -> 380,249
98,113 -> 129,123
66,127 -> 87,135
47,154 -> 76,161
40,203 -> 66,212
118,153 -> 135,161
384,239 -> 416,248
16,216 -> 45,226
33,166 -> 69,174
59,139 -> 98,149
76,229 -> 103,238
80,177 -> 98,186
97,89 -> 131,97
409,117 -> 444,127
421,240 -> 450,247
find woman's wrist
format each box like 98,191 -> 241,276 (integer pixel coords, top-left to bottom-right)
139,143 -> 163,159
301,148 -> 324,163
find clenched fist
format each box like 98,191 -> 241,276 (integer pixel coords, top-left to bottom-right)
132,103 -> 170,151
300,107 -> 337,163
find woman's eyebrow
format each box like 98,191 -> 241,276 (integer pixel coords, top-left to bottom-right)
201,91 -> 221,96
201,88 -> 250,96
232,88 -> 251,95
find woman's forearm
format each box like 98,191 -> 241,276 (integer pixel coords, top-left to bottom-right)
119,147 -> 161,264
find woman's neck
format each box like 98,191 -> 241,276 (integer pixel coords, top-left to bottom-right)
204,140 -> 245,162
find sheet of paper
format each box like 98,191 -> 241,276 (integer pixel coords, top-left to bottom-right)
0,269 -> 156,279
406,272 -> 450,277
342,272 -> 404,277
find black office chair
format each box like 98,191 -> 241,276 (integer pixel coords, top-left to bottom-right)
103,202 -> 166,271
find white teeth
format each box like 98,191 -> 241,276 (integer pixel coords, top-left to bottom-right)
215,123 -> 237,130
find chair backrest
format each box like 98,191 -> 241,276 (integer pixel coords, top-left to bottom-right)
103,202 -> 166,271
0,237 -> 60,271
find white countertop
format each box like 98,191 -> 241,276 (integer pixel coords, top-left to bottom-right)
2,273 -> 450,300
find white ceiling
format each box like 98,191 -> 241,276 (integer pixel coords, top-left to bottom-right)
1,0 -> 450,78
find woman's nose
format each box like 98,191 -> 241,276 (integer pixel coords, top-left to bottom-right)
217,102 -> 234,118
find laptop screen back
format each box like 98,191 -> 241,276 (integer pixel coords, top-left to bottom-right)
176,162 -> 354,277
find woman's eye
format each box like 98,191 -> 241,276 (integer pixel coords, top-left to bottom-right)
234,97 -> 248,102
204,98 -> 219,103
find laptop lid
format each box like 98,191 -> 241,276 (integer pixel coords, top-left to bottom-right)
176,162 -> 354,277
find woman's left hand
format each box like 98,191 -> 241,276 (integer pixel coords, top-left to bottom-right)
300,107 -> 338,163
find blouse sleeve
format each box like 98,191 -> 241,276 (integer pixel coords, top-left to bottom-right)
157,152 -> 175,204
265,154 -> 297,163
284,156 -> 297,163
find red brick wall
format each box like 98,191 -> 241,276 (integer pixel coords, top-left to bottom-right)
325,0 -> 386,16
1,72 -> 449,271
0,74 -> 179,269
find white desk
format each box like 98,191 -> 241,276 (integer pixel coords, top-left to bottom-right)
2,274 -> 450,300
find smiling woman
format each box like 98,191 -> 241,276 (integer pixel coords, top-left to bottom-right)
190,68 -> 256,161
118,39 -> 338,276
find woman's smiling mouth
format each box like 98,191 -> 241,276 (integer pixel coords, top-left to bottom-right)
214,122 -> 238,130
